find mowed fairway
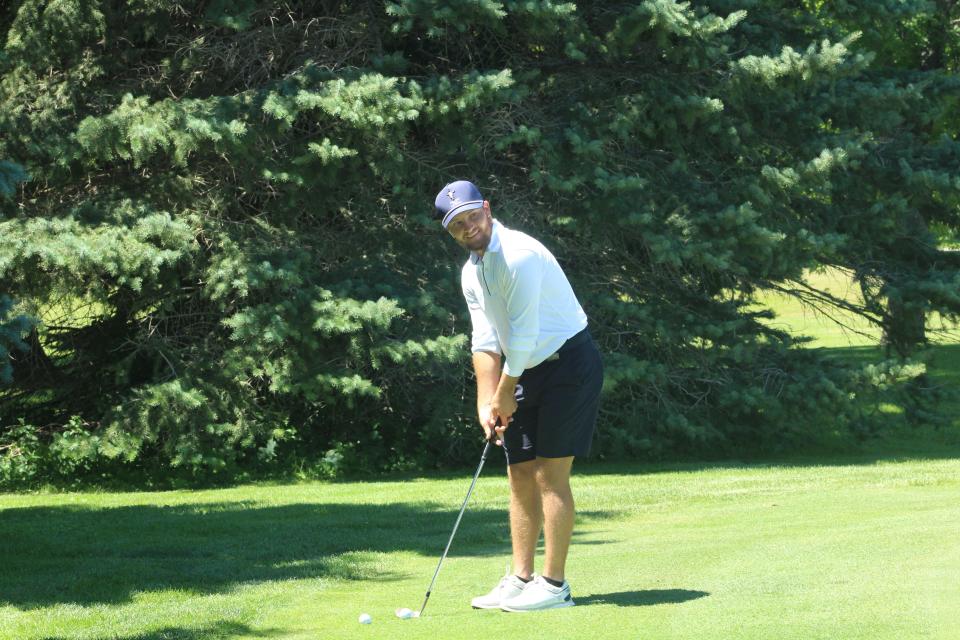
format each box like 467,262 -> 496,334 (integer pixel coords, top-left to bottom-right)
752,267 -> 960,348
3,267 -> 959,640
2,457 -> 960,640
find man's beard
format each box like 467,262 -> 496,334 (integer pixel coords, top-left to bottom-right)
461,228 -> 491,252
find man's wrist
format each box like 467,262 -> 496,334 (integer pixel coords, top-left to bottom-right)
496,374 -> 520,395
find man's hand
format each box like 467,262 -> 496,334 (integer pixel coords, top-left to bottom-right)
477,403 -> 498,443
488,386 -> 518,444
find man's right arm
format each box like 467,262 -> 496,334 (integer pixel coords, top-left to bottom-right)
463,272 -> 502,440
473,350 -> 501,441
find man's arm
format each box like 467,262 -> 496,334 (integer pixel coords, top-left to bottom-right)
501,250 -> 544,377
473,350 -> 501,441
490,371 -> 520,442
487,250 -> 542,430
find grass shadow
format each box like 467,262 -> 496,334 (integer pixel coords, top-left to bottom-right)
578,589 -> 710,607
0,499 -> 614,610
38,620 -> 282,639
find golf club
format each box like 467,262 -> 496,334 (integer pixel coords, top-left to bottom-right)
414,424 -> 498,618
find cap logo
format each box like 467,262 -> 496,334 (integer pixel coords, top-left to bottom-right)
447,188 -> 461,205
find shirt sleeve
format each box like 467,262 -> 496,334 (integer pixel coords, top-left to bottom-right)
463,279 -> 501,355
502,249 -> 544,377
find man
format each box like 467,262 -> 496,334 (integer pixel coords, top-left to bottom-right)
435,180 -> 603,612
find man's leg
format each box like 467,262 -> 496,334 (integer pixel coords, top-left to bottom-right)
536,456 -> 575,582
497,455 -> 577,613
507,459 -> 541,579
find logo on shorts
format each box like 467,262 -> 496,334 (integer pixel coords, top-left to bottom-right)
514,384 -> 525,402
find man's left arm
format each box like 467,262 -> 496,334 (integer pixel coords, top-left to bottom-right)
489,251 -> 544,429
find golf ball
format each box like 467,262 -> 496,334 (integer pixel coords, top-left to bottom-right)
395,608 -> 413,619
358,613 -> 372,624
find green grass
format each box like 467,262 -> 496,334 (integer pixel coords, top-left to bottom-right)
2,268 -> 959,639
749,267 -> 960,457
752,267 -> 960,348
2,458 -> 960,639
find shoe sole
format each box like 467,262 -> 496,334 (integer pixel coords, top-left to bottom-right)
471,602 -> 503,609
500,599 -> 575,613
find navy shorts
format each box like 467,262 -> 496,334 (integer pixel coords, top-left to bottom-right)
502,328 -> 603,465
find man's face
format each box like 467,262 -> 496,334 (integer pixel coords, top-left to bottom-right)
446,202 -> 493,252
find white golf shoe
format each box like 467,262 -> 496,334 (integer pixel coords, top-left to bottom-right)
471,573 -> 529,609
500,575 -> 575,612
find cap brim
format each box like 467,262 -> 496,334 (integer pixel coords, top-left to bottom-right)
442,200 -> 484,228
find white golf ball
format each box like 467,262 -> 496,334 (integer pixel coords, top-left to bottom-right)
395,607 -> 412,619
358,613 -> 372,624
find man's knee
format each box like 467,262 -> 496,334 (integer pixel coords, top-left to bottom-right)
508,459 -> 538,489
534,456 -> 573,492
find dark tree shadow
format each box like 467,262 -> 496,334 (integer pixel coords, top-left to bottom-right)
0,499 -> 614,610
39,620 -> 282,639
578,589 -> 710,607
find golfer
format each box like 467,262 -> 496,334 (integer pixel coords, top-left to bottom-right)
435,180 -> 603,612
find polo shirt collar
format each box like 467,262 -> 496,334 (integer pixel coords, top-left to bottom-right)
470,219 -> 502,264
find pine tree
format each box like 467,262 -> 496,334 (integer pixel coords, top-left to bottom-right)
803,0 -> 960,357
0,1 -> 955,483
0,160 -> 30,386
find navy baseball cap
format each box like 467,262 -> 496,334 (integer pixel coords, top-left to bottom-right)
435,180 -> 484,228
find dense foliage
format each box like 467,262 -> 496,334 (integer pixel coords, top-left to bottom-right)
786,0 -> 960,357
1,1 -> 957,486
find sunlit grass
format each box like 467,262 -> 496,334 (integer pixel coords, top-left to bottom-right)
2,270 -> 959,639
2,459 -> 959,639
751,267 -> 960,348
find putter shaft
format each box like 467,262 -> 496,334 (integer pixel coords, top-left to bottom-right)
418,438 -> 492,617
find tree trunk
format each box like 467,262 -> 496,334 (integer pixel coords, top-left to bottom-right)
882,293 -> 927,358
881,209 -> 935,357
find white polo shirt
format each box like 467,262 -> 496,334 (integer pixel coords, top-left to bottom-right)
462,219 -> 588,377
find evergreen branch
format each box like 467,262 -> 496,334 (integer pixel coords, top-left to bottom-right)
764,276 -> 884,340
